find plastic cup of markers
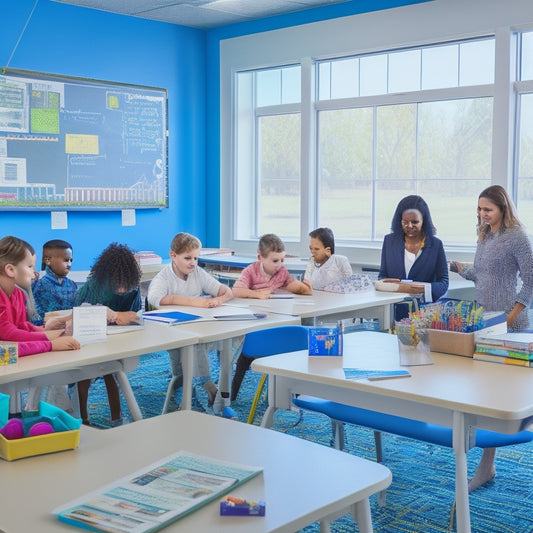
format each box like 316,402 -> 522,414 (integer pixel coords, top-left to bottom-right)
395,322 -> 433,366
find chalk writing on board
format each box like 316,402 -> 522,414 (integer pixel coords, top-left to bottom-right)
0,68 -> 168,210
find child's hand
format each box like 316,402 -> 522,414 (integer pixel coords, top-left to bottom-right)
51,336 -> 81,351
45,329 -> 66,340
44,315 -> 72,330
115,311 -> 141,325
204,298 -> 222,309
256,289 -> 272,300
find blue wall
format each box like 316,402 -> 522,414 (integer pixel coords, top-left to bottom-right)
1,0 -> 206,269
1,0 -> 428,268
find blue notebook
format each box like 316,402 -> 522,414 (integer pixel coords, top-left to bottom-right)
143,311 -> 201,325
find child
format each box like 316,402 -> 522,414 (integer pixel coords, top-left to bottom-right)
304,227 -> 353,289
147,232 -> 233,407
232,233 -> 312,299
76,243 -> 142,426
0,235 -> 80,356
32,239 -> 77,321
26,239 -> 79,411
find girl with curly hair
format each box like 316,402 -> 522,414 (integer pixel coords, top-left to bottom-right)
76,243 -> 142,426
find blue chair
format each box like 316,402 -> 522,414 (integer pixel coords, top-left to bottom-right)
231,325 -> 309,423
293,395 -> 533,505
293,396 -> 533,452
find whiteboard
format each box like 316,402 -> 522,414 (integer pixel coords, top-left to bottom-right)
0,68 -> 168,210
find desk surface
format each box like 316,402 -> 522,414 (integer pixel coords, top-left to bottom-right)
252,331 -> 533,429
238,290 -> 406,321
176,304 -> 301,342
1,411 -> 391,533
252,330 -> 533,533
0,321 -> 198,386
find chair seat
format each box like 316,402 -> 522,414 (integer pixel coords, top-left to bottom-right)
293,396 -> 533,449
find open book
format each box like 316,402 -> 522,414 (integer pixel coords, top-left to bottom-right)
53,451 -> 263,533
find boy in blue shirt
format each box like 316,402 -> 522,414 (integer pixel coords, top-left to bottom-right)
26,239 -> 78,413
32,239 -> 77,321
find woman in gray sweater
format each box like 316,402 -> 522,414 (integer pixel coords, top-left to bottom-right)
451,184 -> 533,491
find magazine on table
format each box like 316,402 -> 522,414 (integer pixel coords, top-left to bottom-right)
53,451 -> 263,533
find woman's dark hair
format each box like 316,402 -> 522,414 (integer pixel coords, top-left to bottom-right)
309,227 -> 335,254
88,243 -> 141,292
390,195 -> 436,237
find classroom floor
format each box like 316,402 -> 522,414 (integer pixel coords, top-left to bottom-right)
71,350 -> 532,533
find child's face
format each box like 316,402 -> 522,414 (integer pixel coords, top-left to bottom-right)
170,247 -> 199,279
260,251 -> 285,276
13,250 -> 36,289
45,248 -> 73,277
309,237 -> 331,265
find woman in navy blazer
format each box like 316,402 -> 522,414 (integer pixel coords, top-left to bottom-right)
379,195 -> 448,302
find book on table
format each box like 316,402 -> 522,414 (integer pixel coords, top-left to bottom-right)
477,332 -> 533,351
143,310 -> 202,325
53,451 -> 263,533
343,368 -> 412,381
473,352 -> 533,367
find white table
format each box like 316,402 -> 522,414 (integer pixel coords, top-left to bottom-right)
0,322 -> 199,419
252,331 -> 533,533
238,289 -> 407,330
0,411 -> 391,533
160,306 -> 300,414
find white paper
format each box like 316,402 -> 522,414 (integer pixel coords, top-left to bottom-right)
72,305 -> 107,345
51,211 -> 68,229
122,209 -> 136,226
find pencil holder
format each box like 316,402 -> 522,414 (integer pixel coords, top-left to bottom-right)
395,322 -> 432,366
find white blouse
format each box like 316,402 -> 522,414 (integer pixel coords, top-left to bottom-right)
304,254 -> 353,290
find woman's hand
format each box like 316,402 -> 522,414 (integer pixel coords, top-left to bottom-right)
507,303 -> 526,328
449,261 -> 463,274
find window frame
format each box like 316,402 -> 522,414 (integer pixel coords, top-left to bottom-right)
219,3 -> 533,265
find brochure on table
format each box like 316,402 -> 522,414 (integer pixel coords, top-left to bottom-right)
53,451 -> 263,533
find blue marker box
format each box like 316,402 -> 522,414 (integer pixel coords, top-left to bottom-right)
308,324 -> 343,356
220,497 -> 266,516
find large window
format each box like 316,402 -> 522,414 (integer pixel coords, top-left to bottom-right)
316,38 -> 494,246
234,66 -> 301,240
515,31 -> 533,229
223,8 -> 533,259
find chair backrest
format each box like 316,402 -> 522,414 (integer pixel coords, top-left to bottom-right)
241,325 -> 309,358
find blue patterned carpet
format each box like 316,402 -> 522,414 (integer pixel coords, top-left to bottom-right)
86,351 -> 533,533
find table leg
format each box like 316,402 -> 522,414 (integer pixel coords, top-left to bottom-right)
452,410 -> 471,533
352,498 -> 373,533
213,339 -> 232,415
180,345 -> 195,411
260,374 -> 277,428
114,370 -> 142,421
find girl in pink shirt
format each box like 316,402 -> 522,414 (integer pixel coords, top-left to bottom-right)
0,236 -> 80,356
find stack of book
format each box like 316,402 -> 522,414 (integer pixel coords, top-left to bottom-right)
474,332 -> 533,367
134,250 -> 162,265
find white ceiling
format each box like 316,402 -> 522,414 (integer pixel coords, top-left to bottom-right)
52,0 -> 351,29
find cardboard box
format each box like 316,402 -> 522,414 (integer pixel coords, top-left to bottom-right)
429,312 -> 507,357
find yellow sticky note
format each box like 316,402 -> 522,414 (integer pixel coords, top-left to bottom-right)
65,134 -> 99,154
